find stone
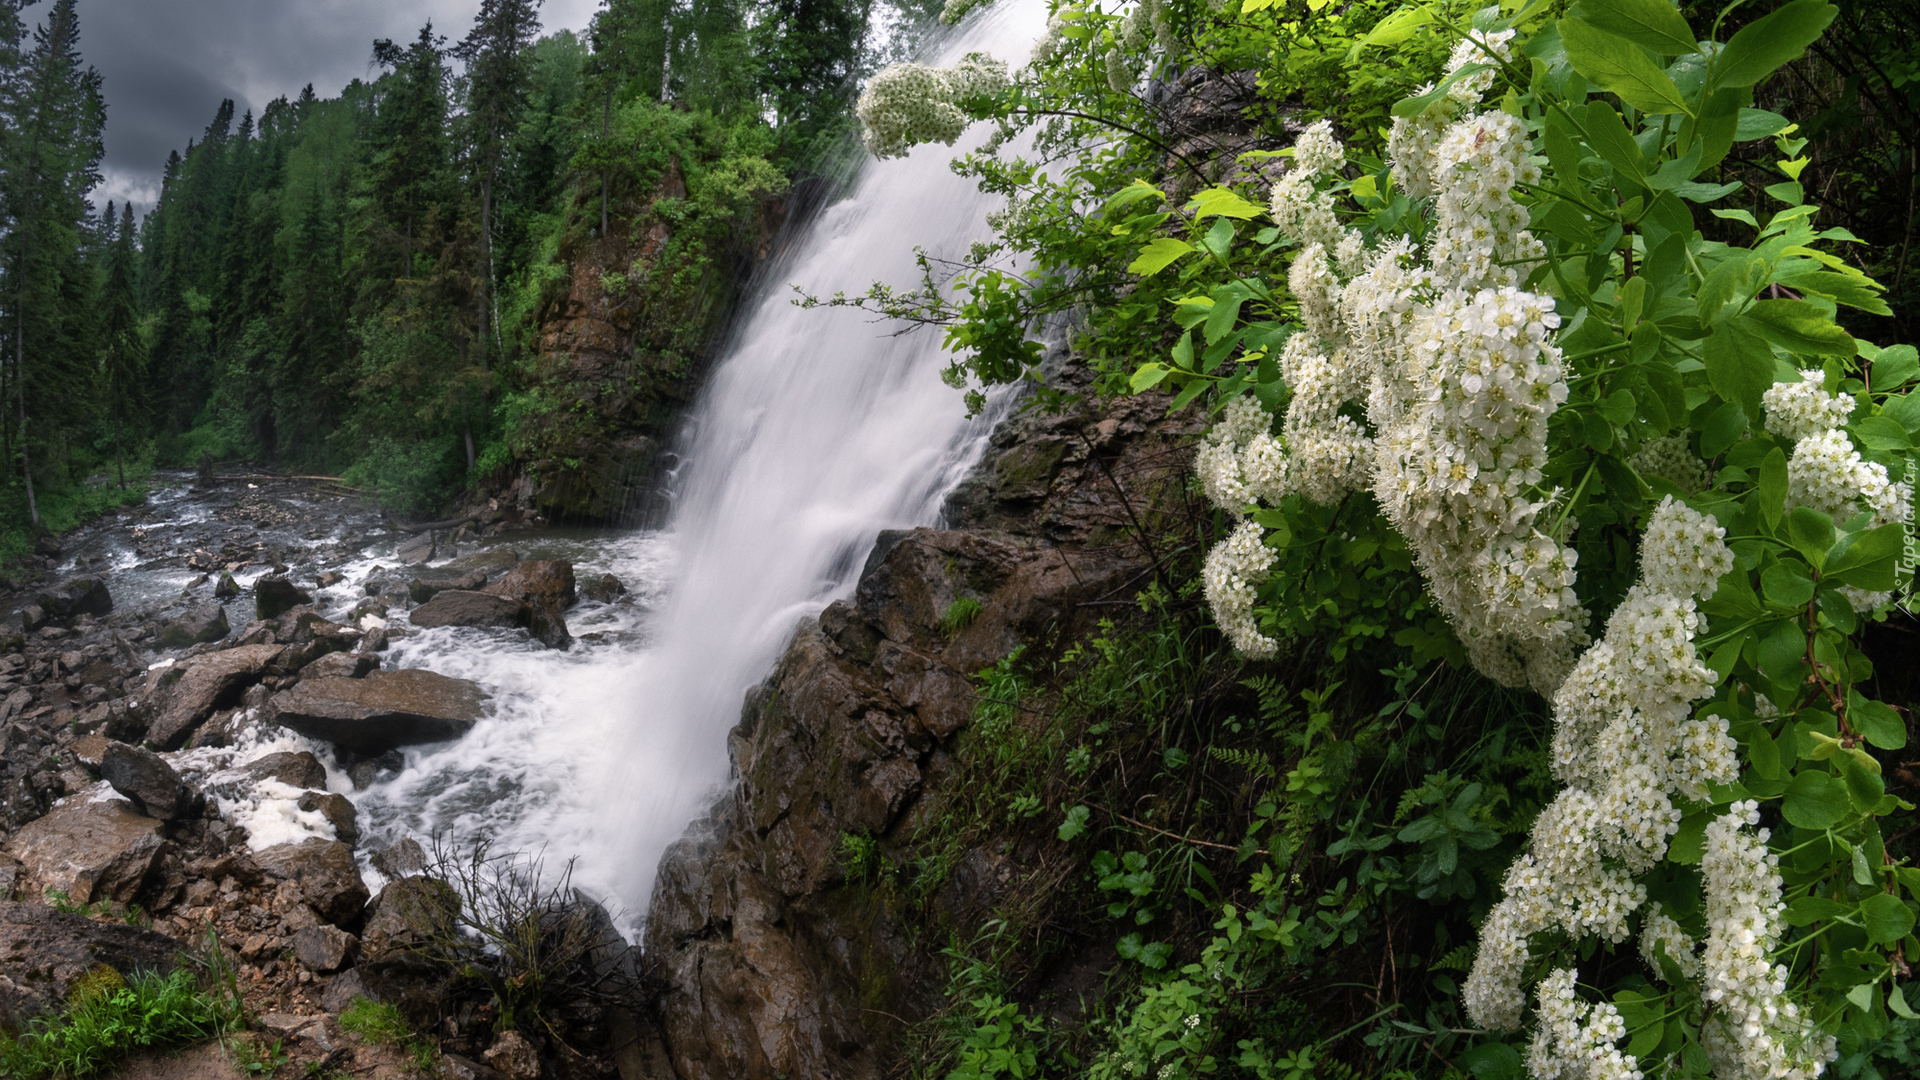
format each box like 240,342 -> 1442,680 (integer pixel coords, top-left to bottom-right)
267,670 -> 488,754
370,837 -> 428,879
253,838 -> 369,926
408,570 -> 487,604
408,591 -> 529,632
1,798 -> 165,905
291,925 -> 357,972
483,1030 -> 541,1080
396,533 -> 435,565
485,560 -> 575,649
69,732 -> 112,769
254,576 -> 313,620
155,602 -> 230,649
582,573 -> 627,604
22,578 -> 113,630
438,1053 -> 504,1080
348,751 -> 404,790
302,651 -> 377,680
297,790 -> 359,845
142,643 -> 282,749
360,876 -> 457,958
317,571 -> 344,588
242,750 -> 329,790
257,1011 -> 325,1037
0,900 -> 180,1030
214,571 -> 240,599
321,966 -> 375,1012
99,741 -> 193,820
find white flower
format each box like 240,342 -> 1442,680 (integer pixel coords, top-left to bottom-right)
1202,520 -> 1278,658
1763,369 -> 1855,441
1630,435 -> 1710,494
856,54 -> 1009,158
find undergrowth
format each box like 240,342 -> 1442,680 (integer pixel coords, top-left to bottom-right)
0,966 -> 237,1079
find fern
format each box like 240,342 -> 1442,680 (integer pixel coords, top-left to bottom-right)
1433,945 -> 1475,972
1207,745 -> 1275,780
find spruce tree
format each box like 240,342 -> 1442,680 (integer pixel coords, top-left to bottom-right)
98,202 -> 144,488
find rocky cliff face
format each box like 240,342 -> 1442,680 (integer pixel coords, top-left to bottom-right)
640,365 -> 1205,1079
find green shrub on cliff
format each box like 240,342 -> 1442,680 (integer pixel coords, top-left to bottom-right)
0,968 -> 232,1078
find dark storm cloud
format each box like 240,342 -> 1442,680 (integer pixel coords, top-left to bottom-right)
38,0 -> 598,215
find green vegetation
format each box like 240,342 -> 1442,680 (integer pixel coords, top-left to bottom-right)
338,998 -> 437,1072
0,968 -> 239,1079
837,0 -> 1920,1075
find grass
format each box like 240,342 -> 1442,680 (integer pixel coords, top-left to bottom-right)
0,967 -> 236,1078
940,597 -> 984,640
337,998 -> 437,1073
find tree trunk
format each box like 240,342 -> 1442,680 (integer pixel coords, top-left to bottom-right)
464,423 -> 476,472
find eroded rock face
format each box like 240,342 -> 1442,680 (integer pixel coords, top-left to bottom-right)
20,577 -> 113,631
485,561 -> 574,650
1,798 -> 165,905
408,570 -> 487,604
0,900 -> 180,1031
143,643 -> 283,749
642,366 -> 1200,1080
408,591 -> 529,631
266,670 -> 488,754
156,601 -> 230,648
255,576 -> 313,620
253,838 -> 368,926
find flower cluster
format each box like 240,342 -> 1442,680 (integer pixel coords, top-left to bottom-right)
1629,434 -> 1710,494
856,53 -> 1009,159
1763,368 -> 1912,610
1527,968 -> 1642,1080
1201,519 -> 1278,659
1698,802 -> 1836,1079
1387,29 -> 1519,199
1466,499 -> 1736,1053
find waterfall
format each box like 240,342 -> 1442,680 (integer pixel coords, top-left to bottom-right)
352,0 -> 1050,927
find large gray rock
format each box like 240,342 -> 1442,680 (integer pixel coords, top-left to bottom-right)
243,750 -> 329,789
409,570 -> 487,604
302,651 -> 378,680
0,900 -> 180,1031
142,643 -> 283,749
155,602 -> 230,649
297,791 -> 359,845
19,577 -> 113,631
253,838 -> 368,925
255,576 -> 313,620
292,925 -> 357,973
99,741 -> 193,820
267,669 -> 488,754
485,560 -> 574,650
1,798 -> 165,905
408,591 -> 529,631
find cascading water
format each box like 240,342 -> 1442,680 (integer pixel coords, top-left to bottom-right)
351,0 -> 1050,926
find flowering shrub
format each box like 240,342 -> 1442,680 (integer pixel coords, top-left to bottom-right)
853,0 -> 1920,1074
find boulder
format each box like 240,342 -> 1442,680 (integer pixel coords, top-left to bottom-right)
214,571 -> 240,599
396,533 -> 435,566
360,875 -> 458,957
291,924 -> 357,973
302,651 -> 377,680
155,602 -> 230,649
321,967 -> 376,1013
99,742 -> 193,820
297,791 -> 359,845
582,573 -> 627,603
408,591 -> 529,632
69,733 -> 112,769
439,1053 -> 504,1080
142,643 -> 282,749
1,798 -> 165,905
484,1031 -> 542,1080
20,577 -> 113,631
253,838 -> 368,926
255,576 -> 313,620
408,570 -> 487,604
370,838 -> 428,879
0,900 -> 180,1031
242,750 -> 329,790
485,560 -> 575,650
267,670 -> 488,754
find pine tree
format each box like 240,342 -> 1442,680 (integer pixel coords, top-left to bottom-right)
369,26 -> 453,282
98,202 -> 144,488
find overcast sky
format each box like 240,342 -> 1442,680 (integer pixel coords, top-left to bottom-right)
36,0 -> 602,216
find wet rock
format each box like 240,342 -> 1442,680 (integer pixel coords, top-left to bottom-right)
302,651 -> 377,680
484,1031 -> 541,1080
99,742 -> 193,820
214,571 -> 241,599
317,571 -> 344,588
142,643 -> 282,749
439,1053 -> 504,1080
409,570 -> 487,604
0,900 -> 180,1030
1,798 -> 165,904
348,751 -> 404,790
69,732 -> 112,769
321,966 -> 375,1012
441,548 -> 519,576
396,533 -> 435,566
297,791 -> 359,845
292,924 -> 357,972
254,576 -> 313,620
155,602 -> 230,649
20,578 -> 113,631
582,573 -> 627,603
267,669 -> 488,754
485,560 -> 574,649
408,591 -> 530,632
370,837 -> 428,879
243,750 -> 329,790
360,875 -> 457,957
253,838 -> 369,926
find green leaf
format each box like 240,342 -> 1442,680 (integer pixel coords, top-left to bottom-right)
1892,985 -> 1919,1020
1187,187 -> 1266,221
1704,318 -> 1781,418
1761,562 -> 1815,608
1851,415 -> 1910,454
1850,692 -> 1907,751
1758,446 -> 1788,528
1785,895 -> 1850,925
1103,179 -> 1167,215
1697,251 -> 1766,324
1757,618 -> 1806,690
1869,344 -> 1919,391
1128,237 -> 1192,276
1743,300 -> 1859,357
1576,0 -> 1699,55
1861,893 -> 1917,944
1130,363 -> 1172,392
1058,805 -> 1090,841
1710,0 -> 1839,90
1782,770 -> 1851,829
1559,17 -> 1695,115
1826,522 -> 1902,576
1735,108 -> 1794,140
1673,179 -> 1741,202
1205,283 -> 1251,344
1787,506 -> 1836,568
1360,5 -> 1436,47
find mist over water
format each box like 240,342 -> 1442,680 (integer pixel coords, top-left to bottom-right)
352,0 -> 1050,931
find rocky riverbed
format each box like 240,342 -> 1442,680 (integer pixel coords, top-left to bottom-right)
0,471 -> 654,1078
